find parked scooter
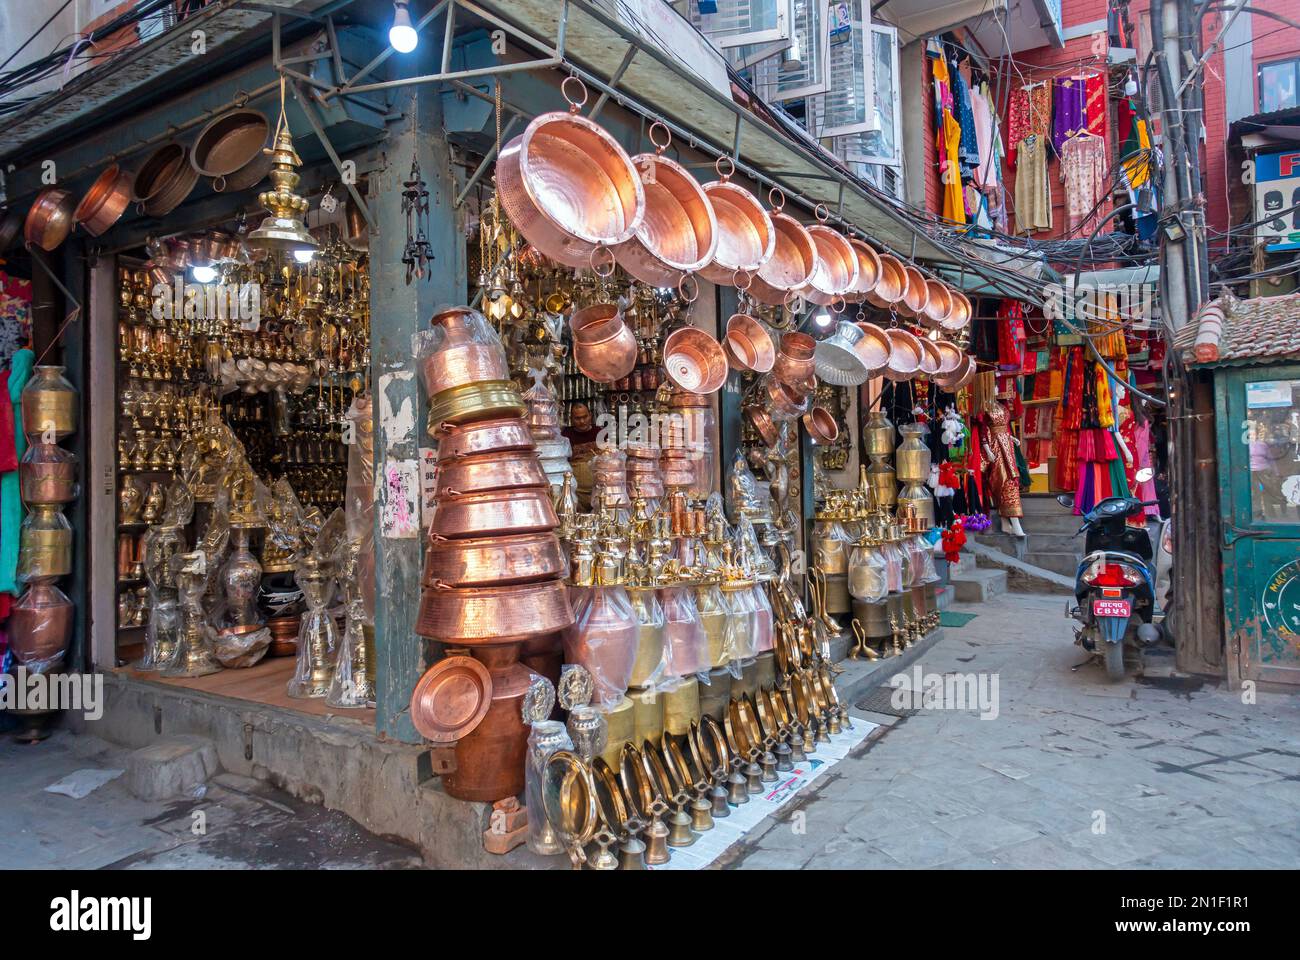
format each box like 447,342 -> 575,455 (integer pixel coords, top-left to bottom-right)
1058,468 -> 1163,681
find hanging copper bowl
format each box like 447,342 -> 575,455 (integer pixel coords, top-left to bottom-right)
132,142 -> 198,217
190,108 -> 272,193
803,406 -> 839,445
797,226 -> 859,306
433,449 -> 548,497
435,416 -> 535,459
852,321 -> 893,374
846,238 -> 882,302
942,289 -> 972,331
423,531 -> 566,587
917,337 -> 943,378
74,165 -> 132,237
883,327 -> 924,381
934,354 -> 976,391
772,331 -> 816,388
897,265 -> 930,318
23,188 -> 76,251
696,166 -> 774,286
496,107 -> 644,269
747,211 -> 815,306
409,655 -> 493,742
746,405 -> 778,446
866,253 -> 907,308
724,313 -> 776,373
429,486 -> 558,539
571,303 -> 637,383
415,579 -> 575,643
933,340 -> 964,376
613,146 -> 717,287
921,279 -> 953,328
662,326 -> 728,395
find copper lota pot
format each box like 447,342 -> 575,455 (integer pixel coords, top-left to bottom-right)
421,306 -> 510,396
662,327 -> 728,395
74,165 -> 133,237
772,331 -> 816,388
495,81 -> 644,269
416,580 -> 575,644
442,644 -> 533,802
747,193 -> 816,306
796,224 -> 859,307
613,125 -> 718,287
433,449 -> 548,498
570,302 -> 637,384
423,531 -> 567,587
724,313 -> 776,374
24,188 -> 76,252
190,108 -> 273,193
695,158 -> 775,287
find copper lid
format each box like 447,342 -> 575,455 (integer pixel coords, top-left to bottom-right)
410,655 -> 493,742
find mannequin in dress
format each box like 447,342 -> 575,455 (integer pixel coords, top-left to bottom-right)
981,398 -> 1026,537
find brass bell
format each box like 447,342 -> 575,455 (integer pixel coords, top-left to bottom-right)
759,745 -> 779,783
643,799 -> 671,865
618,824 -> 647,871
827,711 -> 842,736
665,792 -> 696,848
801,722 -> 816,755
788,729 -> 807,764
689,790 -> 714,832
589,828 -> 619,871
814,715 -> 830,744
726,757 -> 750,806
774,739 -> 794,772
745,753 -> 764,794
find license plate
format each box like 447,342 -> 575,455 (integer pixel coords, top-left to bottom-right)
1093,598 -> 1131,618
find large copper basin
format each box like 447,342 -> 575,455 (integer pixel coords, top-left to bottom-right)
436,417 -> 535,458
434,449 -> 548,497
922,279 -> 953,328
496,110 -> 644,268
797,226 -> 859,306
917,337 -> 943,378
866,253 -> 906,308
190,108 -> 272,193
883,328 -> 924,381
724,313 -> 776,373
416,579 -> 575,643
852,321 -> 893,374
74,165 -> 132,237
663,327 -> 728,395
933,340 -> 964,376
897,265 -> 930,318
429,487 -> 558,539
846,239 -> 882,302
942,289 -> 972,331
24,188 -> 75,251
696,179 -> 774,286
423,531 -> 566,587
613,151 -> 717,286
748,212 -> 815,305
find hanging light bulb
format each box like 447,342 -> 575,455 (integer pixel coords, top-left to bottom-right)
389,1 -> 418,53
294,248 -> 315,263
191,264 -> 217,283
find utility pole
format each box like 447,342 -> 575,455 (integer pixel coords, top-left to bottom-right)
1152,0 -> 1221,676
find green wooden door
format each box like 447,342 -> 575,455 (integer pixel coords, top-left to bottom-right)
1219,364 -> 1300,684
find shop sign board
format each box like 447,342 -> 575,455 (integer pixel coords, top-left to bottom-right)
1253,150 -> 1300,251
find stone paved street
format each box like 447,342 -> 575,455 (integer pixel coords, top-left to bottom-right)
723,592 -> 1300,870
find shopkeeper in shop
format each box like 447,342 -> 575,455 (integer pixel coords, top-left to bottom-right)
563,402 -> 601,510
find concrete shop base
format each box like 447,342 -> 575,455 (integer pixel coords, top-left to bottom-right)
72,670 -> 535,869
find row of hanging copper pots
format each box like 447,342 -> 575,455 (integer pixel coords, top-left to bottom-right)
495,78 -> 971,329
10,107 -> 273,252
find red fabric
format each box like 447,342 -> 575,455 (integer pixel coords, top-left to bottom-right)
0,370 -> 15,473
1084,73 -> 1106,141
942,517 -> 967,564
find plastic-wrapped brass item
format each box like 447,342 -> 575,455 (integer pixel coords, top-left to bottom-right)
662,677 -> 701,736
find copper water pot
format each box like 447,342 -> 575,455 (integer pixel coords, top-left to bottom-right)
420,307 -> 510,396
496,104 -> 644,269
662,327 -> 728,395
74,165 -> 132,237
443,645 -> 532,801
435,416 -> 535,458
845,238 -> 882,302
796,226 -> 859,306
429,486 -> 558,539
772,331 -> 816,387
723,313 -> 775,373
19,445 -> 79,504
747,211 -> 816,306
613,142 -> 718,287
865,253 -> 906,307
424,530 -> 566,587
766,378 -> 808,421
10,582 -> 73,668
696,164 -> 774,286
571,303 -> 637,383
416,579 -> 574,643
433,449 -> 548,497
24,188 -> 76,251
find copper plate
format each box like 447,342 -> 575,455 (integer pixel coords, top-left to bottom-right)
748,211 -> 816,305
409,655 -> 493,742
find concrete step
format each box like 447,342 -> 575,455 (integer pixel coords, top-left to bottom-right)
935,584 -> 955,610
972,530 -> 1028,559
1021,551 -> 1082,578
949,566 -> 1007,603
1019,496 -> 1076,517
1018,531 -> 1085,553
964,540 -> 1076,595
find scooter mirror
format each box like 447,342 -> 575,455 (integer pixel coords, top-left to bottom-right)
1135,467 -> 1155,483
1055,493 -> 1074,508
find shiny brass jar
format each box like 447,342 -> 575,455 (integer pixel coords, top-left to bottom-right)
866,456 -> 897,508
596,695 -> 634,771
699,667 -> 732,723
895,422 -> 932,483
628,686 -> 663,743
18,504 -> 73,581
662,676 -> 701,736
897,481 -> 935,528
20,366 -> 77,441
626,587 -> 666,687
696,583 -> 730,669
862,409 -> 895,457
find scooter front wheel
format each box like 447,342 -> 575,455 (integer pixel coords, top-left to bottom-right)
1103,640 -> 1126,682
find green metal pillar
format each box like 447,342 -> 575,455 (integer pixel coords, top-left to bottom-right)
370,83 -> 466,742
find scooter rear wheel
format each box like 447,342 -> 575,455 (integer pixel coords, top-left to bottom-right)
1103,640 -> 1126,682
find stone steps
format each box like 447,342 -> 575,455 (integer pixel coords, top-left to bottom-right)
949,565 -> 1007,603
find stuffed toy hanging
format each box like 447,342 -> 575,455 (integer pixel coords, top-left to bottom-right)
939,404 -> 966,447
941,516 -> 967,564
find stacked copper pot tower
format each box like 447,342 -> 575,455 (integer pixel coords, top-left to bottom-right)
414,306 -> 574,802
11,366 -> 79,734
